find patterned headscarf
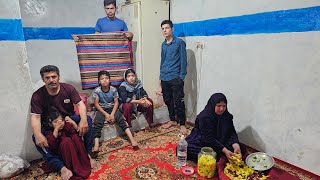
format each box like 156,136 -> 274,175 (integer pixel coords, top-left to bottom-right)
120,68 -> 143,98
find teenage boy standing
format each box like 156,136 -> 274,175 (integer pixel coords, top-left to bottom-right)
95,0 -> 133,40
159,20 -> 187,135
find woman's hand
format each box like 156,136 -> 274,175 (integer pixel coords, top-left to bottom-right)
138,99 -> 146,106
232,143 -> 241,157
222,147 -> 235,162
143,98 -> 152,107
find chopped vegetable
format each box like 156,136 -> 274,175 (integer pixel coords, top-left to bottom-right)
198,155 -> 216,178
224,155 -> 268,180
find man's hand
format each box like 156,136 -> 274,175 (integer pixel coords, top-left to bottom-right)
180,125 -> 187,136
156,80 -> 162,95
77,119 -> 88,136
31,114 -> 48,147
35,133 -> 48,148
124,32 -> 133,40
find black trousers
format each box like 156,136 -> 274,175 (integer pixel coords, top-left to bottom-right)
93,108 -> 128,138
161,77 -> 186,125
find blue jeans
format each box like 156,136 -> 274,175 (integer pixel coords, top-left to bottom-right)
32,115 -> 93,171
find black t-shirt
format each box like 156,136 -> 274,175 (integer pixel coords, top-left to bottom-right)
31,83 -> 81,127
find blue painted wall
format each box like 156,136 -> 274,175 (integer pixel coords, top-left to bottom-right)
1,6 -> 320,41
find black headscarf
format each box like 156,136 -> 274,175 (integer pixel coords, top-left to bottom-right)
187,93 -> 239,154
195,93 -> 234,142
196,93 -> 231,121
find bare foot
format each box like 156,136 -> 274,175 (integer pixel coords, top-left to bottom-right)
88,155 -> 96,169
145,123 -> 151,131
131,140 -> 139,148
162,121 -> 178,129
60,166 -> 73,180
180,125 -> 187,136
93,145 -> 99,153
92,138 -> 100,153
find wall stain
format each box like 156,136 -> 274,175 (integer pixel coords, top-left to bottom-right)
24,0 -> 47,16
297,152 -> 304,160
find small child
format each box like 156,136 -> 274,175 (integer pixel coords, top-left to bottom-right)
92,70 -> 138,152
45,111 -> 91,180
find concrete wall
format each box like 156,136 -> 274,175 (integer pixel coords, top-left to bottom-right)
20,0 -> 104,90
171,0 -> 320,175
0,0 -> 36,161
0,0 -> 111,161
0,0 -> 167,162
1,0 -> 319,175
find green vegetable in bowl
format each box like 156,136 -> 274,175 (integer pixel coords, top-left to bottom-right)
253,156 -> 257,159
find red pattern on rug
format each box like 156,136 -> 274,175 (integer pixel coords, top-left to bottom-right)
11,126 -> 320,180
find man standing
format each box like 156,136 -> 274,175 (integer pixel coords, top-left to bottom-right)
30,65 -> 93,180
160,20 -> 187,135
95,0 -> 133,40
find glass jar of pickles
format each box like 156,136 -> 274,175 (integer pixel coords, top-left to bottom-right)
197,147 -> 217,178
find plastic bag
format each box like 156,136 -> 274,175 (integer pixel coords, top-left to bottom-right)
0,153 -> 30,178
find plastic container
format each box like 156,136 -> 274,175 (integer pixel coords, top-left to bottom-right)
177,135 -> 188,166
197,147 -> 217,178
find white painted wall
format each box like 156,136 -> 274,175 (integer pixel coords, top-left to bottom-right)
0,0 -> 111,162
118,0 -> 169,101
171,0 -> 320,175
19,0 -> 105,90
2,0 -> 318,175
0,0 -> 167,163
0,0 -> 38,161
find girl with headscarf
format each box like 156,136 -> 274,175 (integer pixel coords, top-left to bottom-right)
118,69 -> 154,130
186,93 -> 246,163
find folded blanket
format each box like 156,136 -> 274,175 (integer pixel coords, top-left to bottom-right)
73,33 -> 133,89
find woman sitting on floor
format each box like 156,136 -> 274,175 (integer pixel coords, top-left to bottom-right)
186,93 -> 246,163
118,68 -> 154,131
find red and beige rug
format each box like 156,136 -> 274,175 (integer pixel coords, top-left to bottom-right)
11,126 -> 319,180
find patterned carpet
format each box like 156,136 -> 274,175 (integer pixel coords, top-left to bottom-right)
11,126 -> 319,180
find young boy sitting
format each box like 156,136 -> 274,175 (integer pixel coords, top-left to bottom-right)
92,70 -> 138,152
